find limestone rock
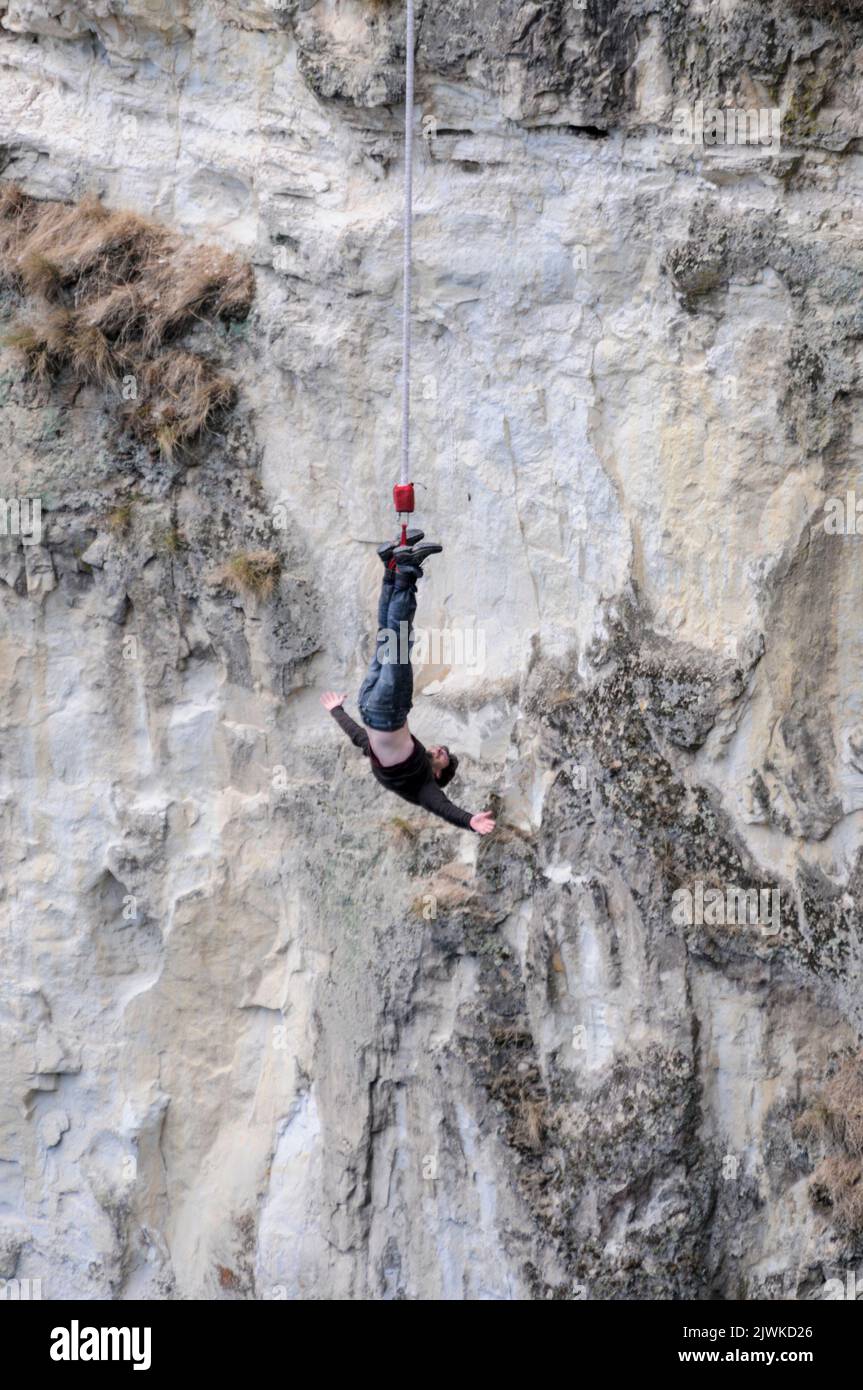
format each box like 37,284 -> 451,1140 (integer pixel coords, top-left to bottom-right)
0,0 -> 861,1300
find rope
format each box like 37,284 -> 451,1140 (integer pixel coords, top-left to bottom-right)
400,0 -> 415,489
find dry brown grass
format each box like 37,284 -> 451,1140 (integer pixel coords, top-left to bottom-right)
792,0 -> 863,13
2,309 -> 74,384
488,1069 -> 547,1153
13,199 -> 170,302
68,323 -> 117,387
823,1053 -> 863,1154
130,351 -> 237,459
0,184 -> 40,271
0,182 -> 254,456
798,1052 -> 863,1234
78,282 -> 146,346
798,1053 -> 863,1155
811,1156 -> 863,1234
0,183 -> 28,221
514,1096 -> 547,1152
226,550 -> 282,599
140,244 -> 255,354
18,250 -> 63,300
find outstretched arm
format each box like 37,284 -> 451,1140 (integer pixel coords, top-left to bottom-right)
321,692 -> 370,753
417,780 -> 496,834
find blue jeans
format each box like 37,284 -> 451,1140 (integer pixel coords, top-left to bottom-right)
357,572 -> 417,731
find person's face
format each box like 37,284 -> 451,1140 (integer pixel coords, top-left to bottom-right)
428,746 -> 450,776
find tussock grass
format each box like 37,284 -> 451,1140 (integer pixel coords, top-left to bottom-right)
2,309 -> 74,384
0,182 -> 254,457
798,1052 -> 863,1234
13,199 -> 168,302
78,282 -> 147,347
226,550 -> 282,599
140,244 -> 255,354
514,1096 -> 546,1152
106,501 -> 134,534
155,525 -> 186,554
131,351 -> 237,459
0,183 -> 28,221
792,0 -> 863,13
68,323 -> 117,386
489,1069 -> 547,1153
18,250 -> 63,300
811,1156 -> 863,1235
0,184 -> 40,272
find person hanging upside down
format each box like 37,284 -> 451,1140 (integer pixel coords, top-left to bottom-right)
321,533 -> 496,835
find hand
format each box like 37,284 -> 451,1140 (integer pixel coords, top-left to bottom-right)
321,691 -> 347,711
470,812 -> 496,835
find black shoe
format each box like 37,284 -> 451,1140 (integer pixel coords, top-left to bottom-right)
394,541 -> 442,568
394,564 -> 422,589
377,529 -> 424,566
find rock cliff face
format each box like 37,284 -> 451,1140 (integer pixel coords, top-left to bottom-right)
1,0 -> 863,1300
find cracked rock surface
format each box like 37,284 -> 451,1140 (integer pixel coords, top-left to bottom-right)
1,0 -> 862,1298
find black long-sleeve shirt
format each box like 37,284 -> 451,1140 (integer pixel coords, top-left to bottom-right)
330,706 -> 475,831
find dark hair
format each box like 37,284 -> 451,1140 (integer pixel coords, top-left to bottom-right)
436,748 -> 458,789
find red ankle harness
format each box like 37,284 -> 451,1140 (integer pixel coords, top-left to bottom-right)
389,482 -> 415,569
